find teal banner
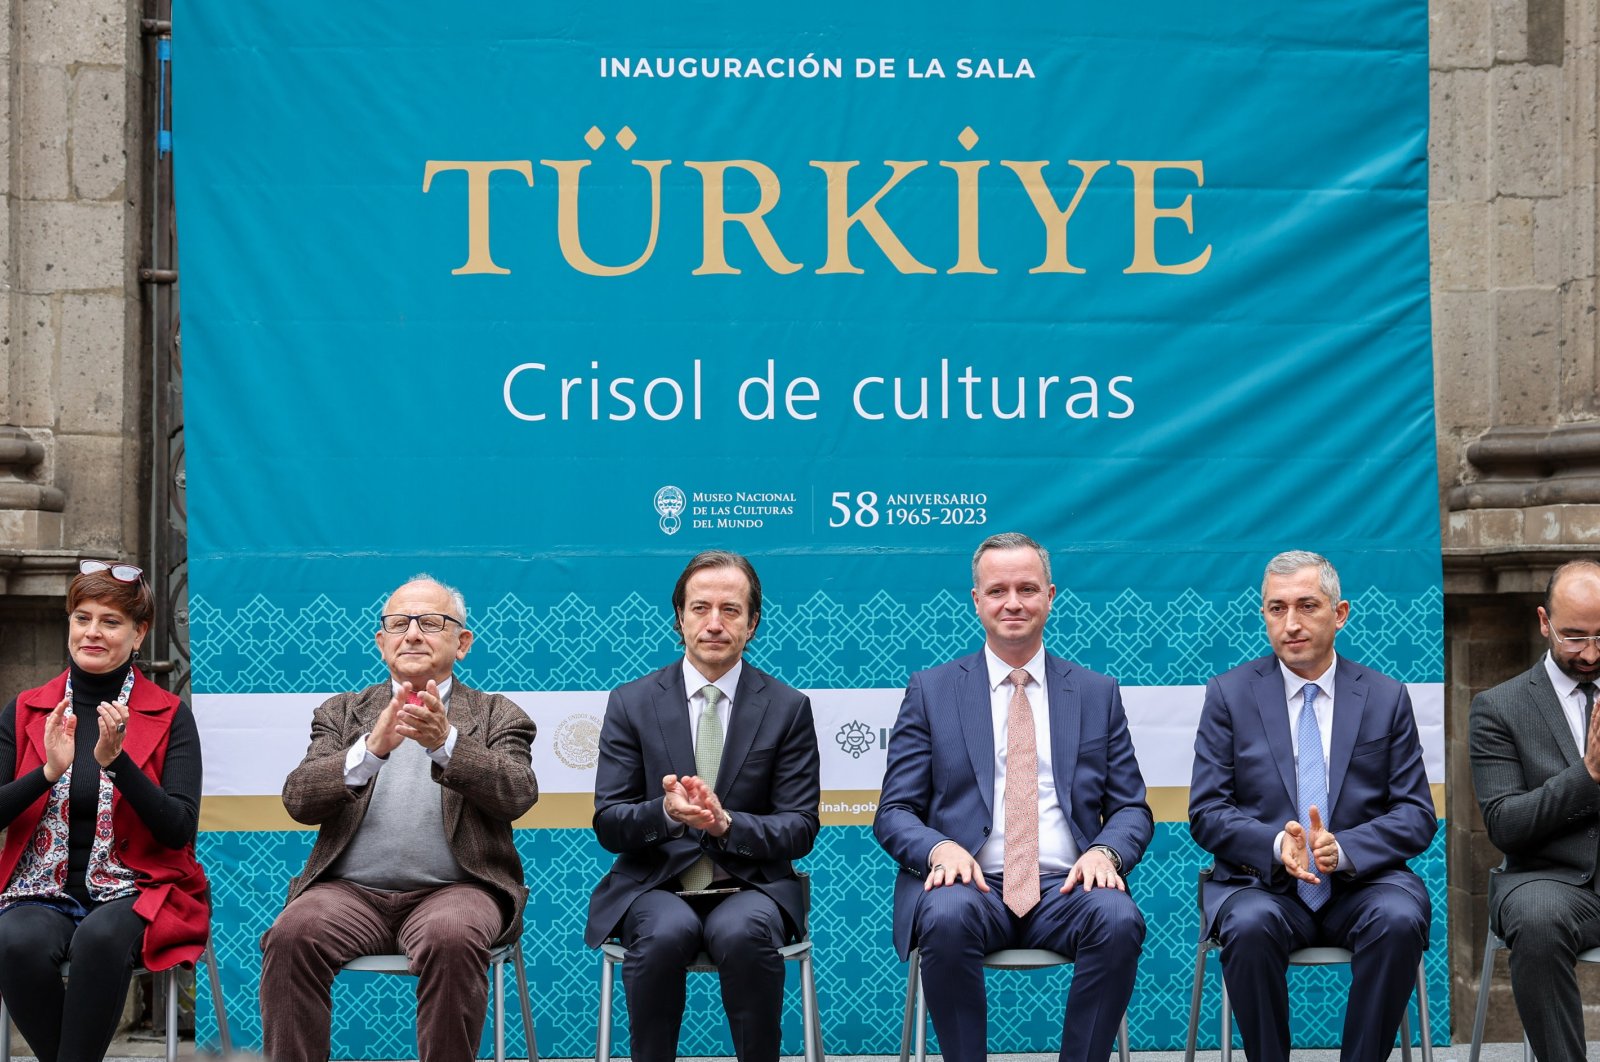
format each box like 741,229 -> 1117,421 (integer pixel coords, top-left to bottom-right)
174,0 -> 1440,1055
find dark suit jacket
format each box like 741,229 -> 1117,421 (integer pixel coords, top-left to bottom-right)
1189,654 -> 1435,937
1471,660 -> 1600,929
584,660 -> 822,949
873,650 -> 1153,960
280,681 -> 538,947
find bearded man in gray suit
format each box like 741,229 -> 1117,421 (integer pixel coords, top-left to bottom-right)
260,574 -> 538,1062
1471,559 -> 1600,1062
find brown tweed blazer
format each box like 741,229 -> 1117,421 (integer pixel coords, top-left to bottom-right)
280,680 -> 538,946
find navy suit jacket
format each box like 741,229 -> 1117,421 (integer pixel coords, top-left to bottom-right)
873,650 -> 1153,960
584,660 -> 821,949
1188,654 -> 1436,937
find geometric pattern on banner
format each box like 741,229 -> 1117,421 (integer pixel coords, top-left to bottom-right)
193,824 -> 1448,1056
190,586 -> 1444,694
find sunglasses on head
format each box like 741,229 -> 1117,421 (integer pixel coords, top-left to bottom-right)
80,559 -> 144,583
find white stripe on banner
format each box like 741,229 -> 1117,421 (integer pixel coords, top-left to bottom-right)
194,683 -> 1444,799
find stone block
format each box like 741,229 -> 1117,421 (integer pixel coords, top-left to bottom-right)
1490,0 -> 1528,62
1560,276 -> 1597,416
1449,508 -> 1526,550
0,59 -> 12,199
15,200 -> 125,293
16,62 -> 69,200
1566,46 -> 1599,188
19,0 -> 125,67
1431,201 -> 1491,289
1493,196 -> 1535,286
1527,0 -> 1566,65
0,509 -> 63,549
1433,290 -> 1494,429
1431,69 -> 1491,203
53,433 -> 133,552
70,65 -> 127,201
1431,0 -> 1492,69
1495,286 -> 1561,423
1492,65 -> 1563,198
58,293 -> 130,434
1532,193 -> 1580,286
9,293 -> 57,426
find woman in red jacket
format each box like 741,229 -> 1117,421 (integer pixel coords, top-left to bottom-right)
0,560 -> 207,1062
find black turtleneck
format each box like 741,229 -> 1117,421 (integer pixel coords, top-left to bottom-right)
0,659 -> 202,904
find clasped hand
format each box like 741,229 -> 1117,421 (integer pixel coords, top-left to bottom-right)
663,773 -> 730,837
367,680 -> 450,756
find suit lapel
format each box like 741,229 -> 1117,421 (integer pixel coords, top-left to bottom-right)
1046,654 -> 1081,809
716,665 -> 766,792
1529,662 -> 1580,767
1249,663 -> 1298,809
653,666 -> 696,775
956,654 -> 997,819
1326,658 -> 1365,816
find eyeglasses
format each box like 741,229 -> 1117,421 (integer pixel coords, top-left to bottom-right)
80,559 -> 144,582
1554,634 -> 1600,650
379,613 -> 464,635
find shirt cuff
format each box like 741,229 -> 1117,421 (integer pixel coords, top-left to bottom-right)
344,735 -> 385,786
1334,839 -> 1351,872
427,725 -> 458,768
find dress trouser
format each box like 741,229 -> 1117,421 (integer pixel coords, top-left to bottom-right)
260,880 -> 505,1062
1216,882 -> 1429,1062
1497,878 -> 1600,1062
0,895 -> 146,1062
620,886 -> 789,1062
912,872 -> 1145,1062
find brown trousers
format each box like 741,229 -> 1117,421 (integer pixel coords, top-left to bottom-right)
260,879 -> 505,1062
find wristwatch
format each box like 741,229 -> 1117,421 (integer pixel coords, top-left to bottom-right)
1089,844 -> 1122,872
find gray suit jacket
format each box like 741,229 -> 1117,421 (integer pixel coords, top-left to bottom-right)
280,681 -> 538,946
1470,660 -> 1600,929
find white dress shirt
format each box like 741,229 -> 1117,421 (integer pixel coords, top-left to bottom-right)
1543,651 -> 1598,751
972,646 -> 1079,877
662,658 -> 741,861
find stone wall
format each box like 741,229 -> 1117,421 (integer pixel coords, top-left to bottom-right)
0,0 -> 148,665
1435,0 -> 1600,1042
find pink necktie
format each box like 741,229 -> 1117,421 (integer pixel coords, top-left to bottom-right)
1003,668 -> 1041,917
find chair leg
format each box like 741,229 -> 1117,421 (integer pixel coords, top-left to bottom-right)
800,950 -> 824,1062
596,951 -> 615,1062
2,994 -> 11,1062
494,960 -> 507,1062
205,936 -> 234,1054
1400,1009 -> 1413,1062
913,957 -> 929,1062
1220,977 -> 1232,1062
1184,943 -> 1208,1062
1469,933 -> 1498,1062
1523,1035 -> 1534,1062
165,969 -> 179,1062
514,941 -> 537,1062
899,950 -> 919,1062
1414,958 -> 1433,1062
1117,1014 -> 1130,1062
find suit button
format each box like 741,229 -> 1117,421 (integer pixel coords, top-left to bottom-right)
983,827 -> 991,835
1590,829 -> 1597,838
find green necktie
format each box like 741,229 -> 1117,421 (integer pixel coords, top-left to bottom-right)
680,685 -> 724,891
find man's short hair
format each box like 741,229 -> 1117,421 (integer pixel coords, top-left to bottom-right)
1261,550 -> 1341,604
671,550 -> 762,641
401,572 -> 469,626
971,532 -> 1051,586
1544,559 -> 1600,614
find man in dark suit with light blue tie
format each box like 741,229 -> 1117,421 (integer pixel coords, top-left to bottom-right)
586,550 -> 820,1062
874,532 -> 1153,1062
1189,550 -> 1435,1062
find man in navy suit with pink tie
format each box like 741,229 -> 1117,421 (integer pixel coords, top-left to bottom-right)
874,532 -> 1152,1062
1189,550 -> 1435,1062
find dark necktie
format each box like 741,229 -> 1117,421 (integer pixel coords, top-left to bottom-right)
1582,682 -> 1598,745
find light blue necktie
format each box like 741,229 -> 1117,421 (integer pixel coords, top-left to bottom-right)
1295,683 -> 1331,911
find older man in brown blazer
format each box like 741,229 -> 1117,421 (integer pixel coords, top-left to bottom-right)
260,574 -> 538,1062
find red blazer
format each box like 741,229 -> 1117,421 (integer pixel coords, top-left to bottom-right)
0,669 -> 209,971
